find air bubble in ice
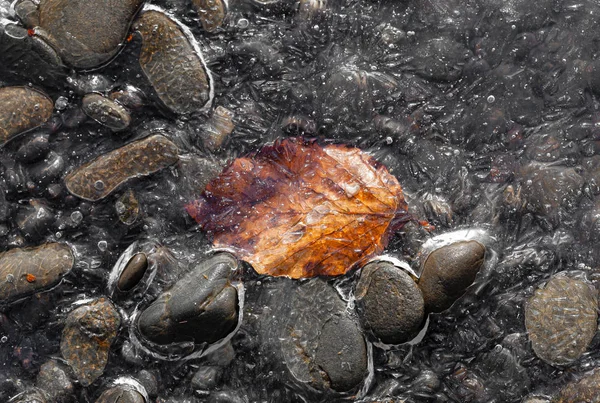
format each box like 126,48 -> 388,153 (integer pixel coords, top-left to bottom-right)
70,210 -> 83,223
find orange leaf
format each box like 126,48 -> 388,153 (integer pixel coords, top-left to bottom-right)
186,138 -> 412,278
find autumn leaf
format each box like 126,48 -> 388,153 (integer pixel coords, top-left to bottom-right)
186,137 -> 413,279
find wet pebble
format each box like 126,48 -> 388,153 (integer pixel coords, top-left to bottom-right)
82,93 -> 131,131
202,106 -> 234,151
33,0 -> 145,68
525,274 -> 598,366
60,298 -> 121,386
193,0 -> 227,33
35,360 -> 74,402
15,133 -> 50,163
8,388 -> 48,403
64,134 -> 179,201
254,278 -> 369,393
115,189 -> 141,225
95,386 -> 146,403
519,163 -> 584,219
117,253 -> 148,292
0,86 -> 53,146
191,366 -> 222,390
137,252 -> 239,346
16,199 -> 54,240
418,240 -> 486,313
136,370 -> 158,398
109,86 -> 145,110
28,151 -> 65,186
0,243 -> 73,302
355,261 -> 425,344
134,9 -> 213,115
552,369 -> 600,402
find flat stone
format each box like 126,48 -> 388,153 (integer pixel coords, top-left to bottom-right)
60,298 -> 121,386
0,243 -> 74,302
64,134 -> 179,201
134,9 -> 213,114
355,261 -> 425,344
418,240 -> 486,313
0,86 -> 53,146
525,275 -> 598,366
37,0 -> 145,69
137,252 -> 239,346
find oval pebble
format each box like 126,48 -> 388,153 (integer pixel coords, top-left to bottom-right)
0,243 -> 74,302
193,0 -> 227,32
525,274 -> 598,366
36,0 -> 145,69
0,87 -> 53,146
418,240 -> 486,313
134,9 -> 213,115
82,93 -> 131,131
355,261 -> 425,344
60,298 -> 121,386
64,134 -> 179,201
118,253 -> 148,292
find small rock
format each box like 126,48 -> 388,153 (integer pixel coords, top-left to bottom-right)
193,0 -> 227,32
552,369 -> 600,402
0,86 -> 53,146
191,366 -> 222,390
137,252 -> 239,346
136,370 -> 158,398
35,0 -> 145,68
118,253 -> 148,292
525,274 -> 598,366
208,390 -> 246,403
202,106 -> 234,151
109,86 -> 145,110
519,163 -> 584,219
64,134 -> 179,201
16,199 -> 55,240
115,189 -> 141,225
314,314 -> 368,392
95,386 -> 145,403
418,240 -> 486,313
268,278 -> 369,392
7,388 -> 48,403
28,151 -> 65,186
60,298 -> 121,386
35,360 -> 74,402
134,9 -> 213,114
0,243 -> 74,302
82,93 -> 131,131
355,261 -> 425,344
15,133 -> 50,163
